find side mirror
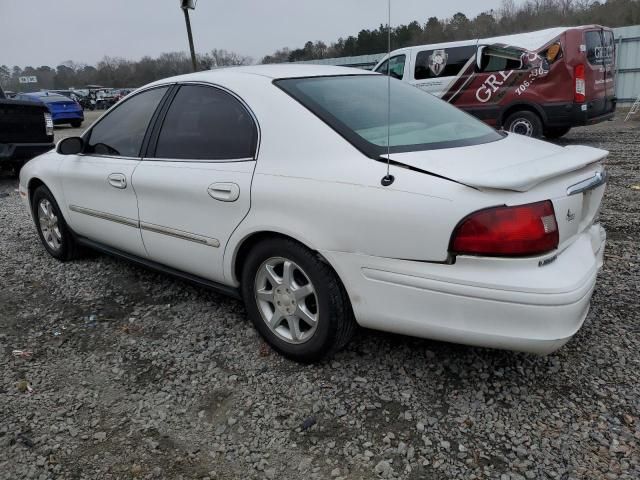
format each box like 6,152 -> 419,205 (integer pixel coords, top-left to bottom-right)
57,137 -> 84,155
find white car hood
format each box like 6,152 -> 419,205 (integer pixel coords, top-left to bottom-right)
390,133 -> 608,192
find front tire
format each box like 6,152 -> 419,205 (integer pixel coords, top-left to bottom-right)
241,238 -> 356,362
504,111 -> 543,138
32,185 -> 79,261
70,120 -> 83,128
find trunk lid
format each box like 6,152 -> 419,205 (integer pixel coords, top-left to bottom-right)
389,133 -> 607,192
391,133 -> 607,254
48,100 -> 80,113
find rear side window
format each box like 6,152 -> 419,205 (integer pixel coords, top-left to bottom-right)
85,86 -> 168,157
153,85 -> 257,161
375,55 -> 406,80
415,46 -> 475,80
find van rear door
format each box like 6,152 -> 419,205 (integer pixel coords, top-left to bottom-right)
583,28 -> 613,119
602,29 -> 617,112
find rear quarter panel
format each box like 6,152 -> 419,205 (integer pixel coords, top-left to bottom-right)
219,76 -> 573,285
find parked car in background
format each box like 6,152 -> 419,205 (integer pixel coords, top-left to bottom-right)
0,86 -> 54,174
50,89 -> 86,104
111,88 -> 134,104
15,91 -> 84,128
19,66 -> 607,362
374,25 -> 617,138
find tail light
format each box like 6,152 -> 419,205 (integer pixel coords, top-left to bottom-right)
574,64 -> 586,103
450,201 -> 559,257
43,112 -> 53,136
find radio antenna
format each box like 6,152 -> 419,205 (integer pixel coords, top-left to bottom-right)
381,0 -> 394,187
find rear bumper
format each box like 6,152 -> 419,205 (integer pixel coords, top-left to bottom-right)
322,224 -> 606,355
0,142 -> 54,162
543,99 -> 616,128
52,112 -> 83,124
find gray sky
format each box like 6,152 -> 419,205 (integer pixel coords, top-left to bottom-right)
0,0 -> 513,67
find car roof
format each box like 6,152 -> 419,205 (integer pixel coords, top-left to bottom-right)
147,64 -> 376,87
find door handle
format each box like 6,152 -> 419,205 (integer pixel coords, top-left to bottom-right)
108,173 -> 127,189
207,182 -> 240,202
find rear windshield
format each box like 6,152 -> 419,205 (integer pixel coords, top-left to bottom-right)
275,75 -> 502,158
585,30 -> 615,66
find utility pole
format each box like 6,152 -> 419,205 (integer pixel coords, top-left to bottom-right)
180,0 -> 197,72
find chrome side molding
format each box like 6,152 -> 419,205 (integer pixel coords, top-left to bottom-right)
68,205 -> 220,248
140,222 -> 220,248
68,205 -> 139,228
567,170 -> 608,196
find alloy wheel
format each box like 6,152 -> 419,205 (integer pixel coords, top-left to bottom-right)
254,257 -> 319,344
37,199 -> 62,251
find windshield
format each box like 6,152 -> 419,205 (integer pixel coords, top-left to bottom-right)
275,75 -> 502,157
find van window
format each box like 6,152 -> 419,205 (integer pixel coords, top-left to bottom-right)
602,31 -> 615,65
375,55 -> 406,80
585,30 -> 605,65
415,46 -> 475,80
478,53 -> 522,73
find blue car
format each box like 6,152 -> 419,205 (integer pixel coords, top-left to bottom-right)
15,92 -> 84,128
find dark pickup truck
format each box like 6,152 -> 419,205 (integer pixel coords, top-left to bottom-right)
0,86 -> 54,174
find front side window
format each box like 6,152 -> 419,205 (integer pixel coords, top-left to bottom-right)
375,55 -> 406,80
85,86 -> 168,157
153,85 -> 257,160
276,75 -> 501,158
415,46 -> 476,80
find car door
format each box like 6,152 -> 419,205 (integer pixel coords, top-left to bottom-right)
411,45 -> 477,98
60,86 -> 170,257
132,83 -> 258,284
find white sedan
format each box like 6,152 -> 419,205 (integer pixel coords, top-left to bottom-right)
19,65 -> 607,362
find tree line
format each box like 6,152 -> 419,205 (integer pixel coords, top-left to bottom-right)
2,0 -> 638,92
0,49 -> 252,93
262,0 -> 640,63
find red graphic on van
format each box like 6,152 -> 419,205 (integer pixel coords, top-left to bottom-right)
374,25 -> 617,139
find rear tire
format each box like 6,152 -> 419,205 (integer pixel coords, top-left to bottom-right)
70,120 -> 82,128
544,126 -> 571,139
504,111 -> 543,138
32,185 -> 80,261
241,237 -> 356,363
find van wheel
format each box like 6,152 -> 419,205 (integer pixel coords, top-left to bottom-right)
504,111 -> 543,138
544,126 -> 571,139
241,237 -> 356,363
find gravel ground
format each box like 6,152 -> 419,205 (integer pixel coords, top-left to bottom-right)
1,117 -> 639,480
